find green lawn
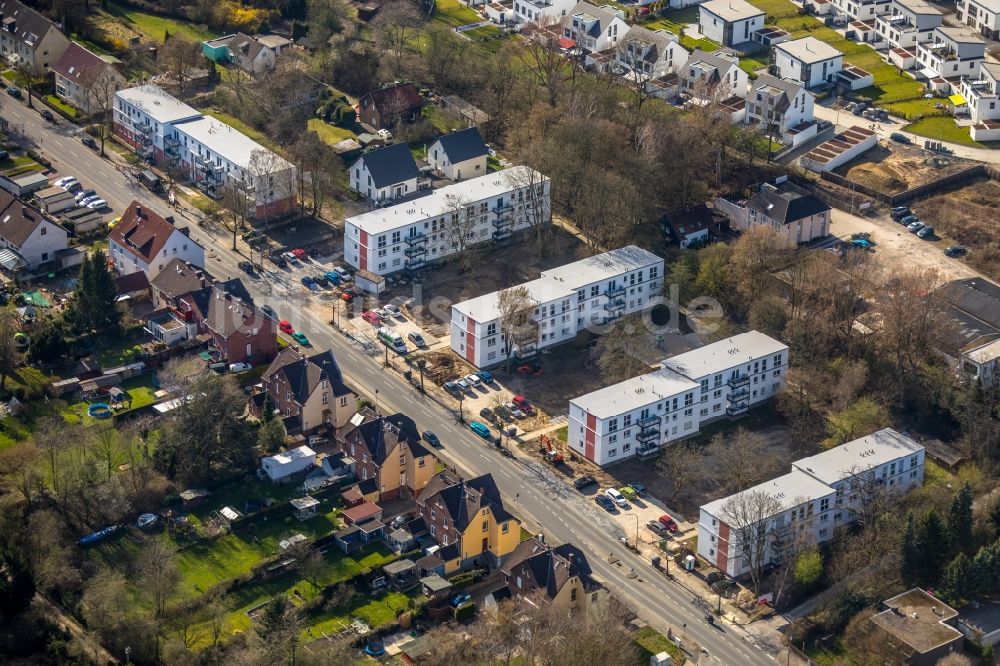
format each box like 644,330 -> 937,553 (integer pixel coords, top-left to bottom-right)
640,7 -> 699,34
632,626 -> 686,665
433,0 -> 482,27
0,155 -> 44,177
904,116 -> 983,146
464,25 -> 501,41
44,95 -> 78,119
422,105 -> 455,134
307,118 -> 357,147
106,3 -> 214,44
59,374 -> 160,426
740,54 -> 769,77
304,589 -> 420,639
883,97 -> 945,120
94,340 -> 145,368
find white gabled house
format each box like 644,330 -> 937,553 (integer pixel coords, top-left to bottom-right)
349,144 -> 421,204
561,1 -> 628,54
961,63 -> 1000,140
108,201 -> 205,279
698,0 -> 766,47
510,0 -> 578,25
683,50 -> 750,101
0,190 -> 69,272
616,26 -> 689,80
427,127 -> 490,182
745,75 -> 817,145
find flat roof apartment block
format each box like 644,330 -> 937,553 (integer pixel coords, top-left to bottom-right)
451,245 -> 663,369
344,166 -> 551,276
568,330 -> 788,466
697,428 -> 925,578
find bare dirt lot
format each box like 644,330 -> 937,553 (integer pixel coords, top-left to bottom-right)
909,178 -> 1000,281
836,144 -> 977,195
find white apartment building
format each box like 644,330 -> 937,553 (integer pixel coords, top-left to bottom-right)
616,26 -> 689,80
568,331 -> 788,466
512,0 -> 577,25
957,0 -> 1000,41
774,37 -> 844,88
113,85 -> 296,219
698,428 -> 925,578
698,0 -> 766,47
451,246 -> 663,368
344,166 -> 550,276
561,2 -> 628,53
960,62 -> 1000,124
832,0 -> 891,21
745,75 -> 816,142
874,0 -> 942,49
916,26 -> 985,82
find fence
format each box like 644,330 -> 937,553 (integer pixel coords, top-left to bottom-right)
818,163 -> 993,207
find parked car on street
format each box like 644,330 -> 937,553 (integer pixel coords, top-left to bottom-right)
907,221 -> 925,233
85,198 -> 107,209
40,109 -> 53,121
408,332 -> 427,348
574,475 -> 598,491
54,176 -> 79,189
658,514 -> 679,532
647,521 -> 670,536
889,132 -> 911,144
899,215 -> 919,226
260,305 -> 277,321
917,225 -> 934,238
422,431 -> 441,448
469,421 -> 491,438
239,261 -> 255,276
228,362 -> 252,373
278,320 -> 294,334
595,495 -> 616,512
81,135 -> 97,149
292,331 -> 310,346
890,207 -> 911,221
6,87 -> 20,98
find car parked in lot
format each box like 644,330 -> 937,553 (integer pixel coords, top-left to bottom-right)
494,404 -> 513,421
595,495 -> 616,512
899,215 -> 919,226
469,421 -> 491,438
408,332 -> 427,348
283,251 -> 298,264
658,514 -> 679,532
889,132 -> 911,144
620,486 -> 638,501
504,402 -> 525,418
75,189 -> 96,203
228,362 -> 252,373
362,311 -> 382,326
917,225 -> 934,239
476,370 -> 494,384
574,475 -> 598,491
268,253 -> 287,268
292,331 -> 310,346
890,207 -> 911,221
512,395 -> 534,415
239,261 -> 255,276
292,248 -> 308,260
907,221 -> 925,233
629,482 -> 647,497
604,488 -> 628,508
278,320 -> 294,334
301,276 -> 318,290
944,245 -> 967,257
465,373 -> 482,388
323,271 -> 341,284
260,305 -> 277,321
54,176 -> 79,189
422,431 -> 441,448
479,407 -> 495,421
313,274 -> 329,287
443,381 -> 461,395
456,377 -> 470,391
383,303 -> 402,317
85,198 -> 107,209
647,521 -> 670,536
330,266 -> 352,281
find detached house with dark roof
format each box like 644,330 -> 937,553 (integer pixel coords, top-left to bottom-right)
716,180 -> 831,244
0,190 -> 68,272
255,347 -> 358,433
53,42 -> 125,115
415,470 -> 521,572
427,127 -> 489,181
175,279 -> 276,365
493,538 -> 608,615
683,49 -> 750,101
745,74 -> 817,144
615,25 -> 689,81
349,144 -> 420,203
561,1 -> 628,54
340,408 -> 438,501
358,82 -> 424,130
0,0 -> 70,77
108,201 -> 205,279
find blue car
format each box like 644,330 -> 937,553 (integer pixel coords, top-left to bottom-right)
451,593 -> 471,607
323,271 -> 342,285
476,370 -> 495,384
301,276 -> 318,290
469,421 -> 491,438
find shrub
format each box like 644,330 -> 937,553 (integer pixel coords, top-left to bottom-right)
454,601 -> 477,622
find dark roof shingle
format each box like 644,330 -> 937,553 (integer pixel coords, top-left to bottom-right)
108,201 -> 181,264
356,143 -> 420,189
53,42 -> 114,89
263,347 -> 352,405
745,182 -> 830,225
433,127 -> 488,164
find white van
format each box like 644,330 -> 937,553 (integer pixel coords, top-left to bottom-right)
376,327 -> 407,354
605,488 -> 628,508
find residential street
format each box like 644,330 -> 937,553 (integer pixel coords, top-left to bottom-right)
3,97 -> 780,664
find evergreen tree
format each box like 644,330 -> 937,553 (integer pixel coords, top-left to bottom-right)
990,497 -> 1000,539
69,250 -> 121,334
948,482 -> 975,554
901,513 -> 921,587
918,510 -> 950,587
27,321 -> 65,363
262,392 -> 276,422
939,552 -> 971,603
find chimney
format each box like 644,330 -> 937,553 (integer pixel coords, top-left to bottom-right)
536,533 -> 544,544
136,205 -> 144,219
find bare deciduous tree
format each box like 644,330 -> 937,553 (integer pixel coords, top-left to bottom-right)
707,427 -> 781,494
160,36 -> 202,95
720,489 -> 785,595
497,285 -> 539,371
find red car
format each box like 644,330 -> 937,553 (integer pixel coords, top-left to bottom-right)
362,310 -> 381,325
291,248 -> 307,260
512,395 -> 535,415
278,320 -> 295,334
341,291 -> 355,303
658,514 -> 679,533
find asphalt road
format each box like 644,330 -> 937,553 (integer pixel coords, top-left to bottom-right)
6,96 -> 776,665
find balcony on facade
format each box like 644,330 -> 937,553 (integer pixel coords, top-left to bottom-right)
403,243 -> 427,259
728,386 -> 750,402
636,442 -> 661,458
605,284 -> 627,298
728,374 -> 750,389
604,297 -> 626,313
404,233 -> 427,247
637,414 -> 662,428
404,256 -> 425,271
726,402 -> 749,417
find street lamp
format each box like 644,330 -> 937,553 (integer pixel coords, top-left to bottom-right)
457,392 -> 465,423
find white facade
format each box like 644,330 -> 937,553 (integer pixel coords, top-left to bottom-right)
698,428 -> 925,577
960,337 -> 1000,391
568,331 -> 788,466
109,227 -> 205,280
915,26 -> 985,82
427,136 -> 488,182
957,0 -> 1000,40
561,2 -> 628,53
616,26 -> 689,80
112,85 -> 296,218
451,246 -> 663,369
960,63 -> 1000,124
261,445 -> 317,481
344,166 -> 550,276
699,0 -> 765,47
512,0 -> 577,25
774,37 -> 844,88
874,0 -> 942,49
683,51 -> 750,101
745,75 -> 815,138
349,152 -> 419,203
832,0 -> 891,21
